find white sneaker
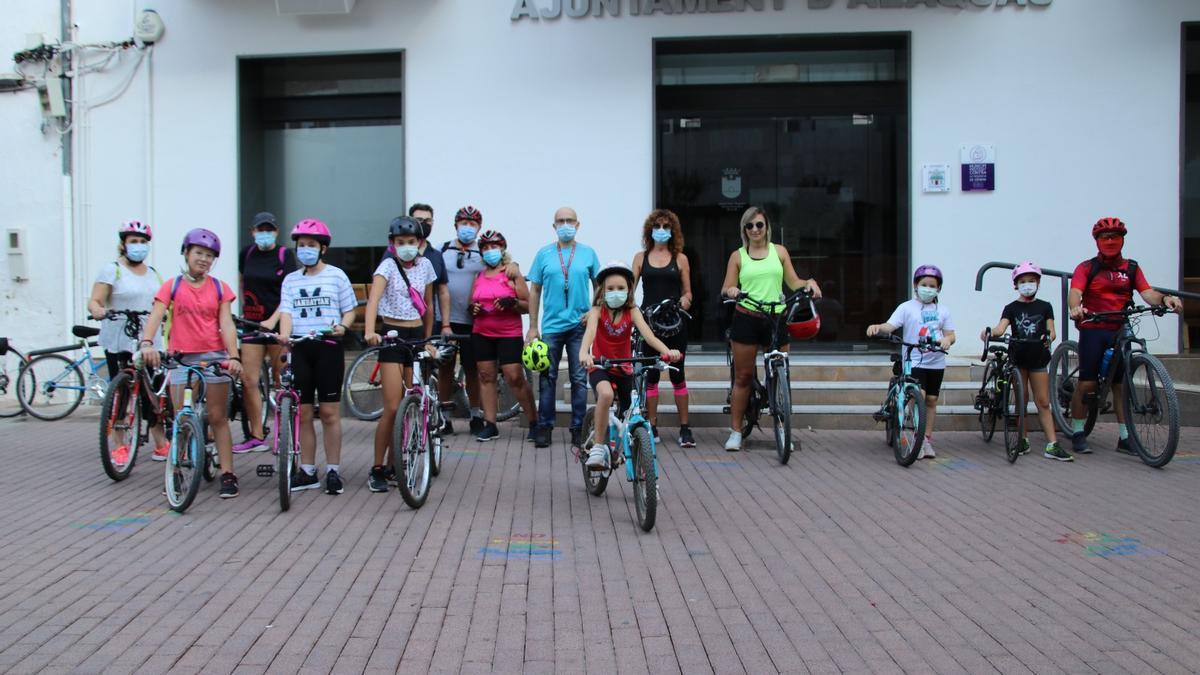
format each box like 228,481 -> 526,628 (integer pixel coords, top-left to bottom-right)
920,438 -> 935,459
724,430 -> 743,452
586,445 -> 609,470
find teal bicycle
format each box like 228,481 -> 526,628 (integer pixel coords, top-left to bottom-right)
580,355 -> 676,532
872,333 -> 946,467
17,324 -> 109,420
162,356 -> 231,513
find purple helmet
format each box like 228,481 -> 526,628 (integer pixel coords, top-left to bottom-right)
912,264 -> 943,286
181,228 -> 221,255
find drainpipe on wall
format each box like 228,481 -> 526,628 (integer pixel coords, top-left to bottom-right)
61,0 -> 75,337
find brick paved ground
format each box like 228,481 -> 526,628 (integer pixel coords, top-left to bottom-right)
1,412 -> 1198,674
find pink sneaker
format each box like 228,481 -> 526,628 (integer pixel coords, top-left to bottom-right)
232,437 -> 268,454
152,442 -> 169,462
111,445 -> 130,467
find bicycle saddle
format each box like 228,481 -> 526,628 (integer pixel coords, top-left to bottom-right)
72,325 -> 101,339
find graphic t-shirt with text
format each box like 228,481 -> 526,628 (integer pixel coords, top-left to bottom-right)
278,265 -> 358,336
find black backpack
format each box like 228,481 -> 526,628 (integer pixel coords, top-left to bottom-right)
1084,257 -> 1138,296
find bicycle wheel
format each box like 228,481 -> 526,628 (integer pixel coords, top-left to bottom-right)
631,424 -> 657,532
740,380 -> 764,438
344,348 -> 384,421
429,392 -> 443,478
1002,367 -> 1025,463
1048,341 -> 1080,435
884,394 -> 897,448
394,395 -> 431,508
17,354 -> 85,421
0,347 -> 29,417
770,363 -> 793,464
166,414 -> 204,513
977,362 -> 997,442
451,365 -> 471,418
1124,352 -> 1180,468
277,396 -> 294,511
895,384 -> 925,467
99,372 -> 141,481
496,367 -> 532,422
580,406 -> 609,496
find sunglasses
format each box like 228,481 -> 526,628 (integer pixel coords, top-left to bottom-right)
744,220 -> 767,231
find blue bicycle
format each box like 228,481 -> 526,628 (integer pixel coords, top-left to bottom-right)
17,323 -> 109,421
580,355 -> 676,532
162,356 -> 231,513
872,334 -> 946,467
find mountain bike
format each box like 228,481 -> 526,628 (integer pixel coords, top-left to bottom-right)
579,355 -> 675,532
974,329 -> 1044,463
97,309 -> 174,481
0,337 -> 30,418
871,334 -> 946,467
1048,305 -> 1179,468
344,345 -> 515,422
17,324 -> 109,420
722,289 -> 811,464
163,357 -> 231,513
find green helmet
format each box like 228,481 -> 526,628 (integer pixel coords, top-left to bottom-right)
522,339 -> 552,373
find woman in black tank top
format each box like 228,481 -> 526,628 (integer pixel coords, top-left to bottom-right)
632,209 -> 696,448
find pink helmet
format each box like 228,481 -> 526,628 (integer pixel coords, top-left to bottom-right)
291,218 -> 331,245
119,220 -> 152,240
181,228 -> 221,255
1011,261 -> 1042,282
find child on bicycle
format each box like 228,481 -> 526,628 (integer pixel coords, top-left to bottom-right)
139,229 -> 244,498
866,264 -> 956,459
275,219 -> 357,495
364,215 -> 438,493
579,261 -> 681,470
980,262 -> 1069,461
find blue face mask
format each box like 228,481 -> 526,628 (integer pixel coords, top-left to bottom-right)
396,245 -> 419,262
296,246 -> 321,267
456,226 -> 478,244
916,286 -> 939,303
482,249 -> 503,267
125,243 -> 149,262
651,229 -> 672,244
556,225 -> 577,243
605,290 -> 628,308
254,231 -> 276,248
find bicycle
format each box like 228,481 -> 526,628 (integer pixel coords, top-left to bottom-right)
0,337 -> 30,417
871,333 -> 946,467
163,357 -> 232,513
229,317 -> 274,442
17,323 -> 110,420
974,329 -> 1044,463
578,355 -> 673,532
1048,305 -> 1180,468
722,289 -> 810,464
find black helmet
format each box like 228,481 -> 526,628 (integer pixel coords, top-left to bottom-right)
388,216 -> 421,238
645,301 -> 684,338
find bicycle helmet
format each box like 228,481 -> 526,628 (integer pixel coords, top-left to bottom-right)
596,260 -> 635,287
645,302 -> 684,338
522,339 -> 552,373
119,220 -> 152,240
786,295 -> 821,341
455,206 -> 483,224
1011,261 -> 1042,282
181,228 -> 221,255
291,218 -> 331,245
388,216 -> 422,238
479,229 -> 507,248
1092,217 -> 1127,239
912,264 -> 943,287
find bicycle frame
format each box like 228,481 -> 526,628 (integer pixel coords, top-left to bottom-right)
38,338 -> 107,397
600,361 -> 660,482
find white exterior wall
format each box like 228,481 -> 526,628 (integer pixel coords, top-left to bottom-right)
4,0 -> 1197,353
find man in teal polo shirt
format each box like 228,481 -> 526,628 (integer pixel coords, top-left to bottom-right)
526,206 -> 600,449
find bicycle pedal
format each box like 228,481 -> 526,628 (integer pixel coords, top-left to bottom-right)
255,464 -> 275,477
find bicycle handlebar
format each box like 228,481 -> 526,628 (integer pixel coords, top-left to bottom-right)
722,288 -> 812,312
1081,304 -> 1174,323
873,333 -> 948,354
596,355 -> 679,372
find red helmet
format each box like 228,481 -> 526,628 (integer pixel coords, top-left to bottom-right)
1092,217 -> 1127,239
479,229 -> 507,248
786,296 -> 821,341
455,206 -> 483,224
291,218 -> 331,245
119,220 -> 152,240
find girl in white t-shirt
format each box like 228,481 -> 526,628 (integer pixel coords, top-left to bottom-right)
866,264 -> 956,459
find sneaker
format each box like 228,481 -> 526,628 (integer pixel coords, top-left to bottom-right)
438,418 -> 454,436
919,438 -> 935,459
152,443 -> 169,462
219,473 -> 239,499
526,426 -> 538,443
678,425 -> 696,449
469,415 -> 484,435
232,437 -> 268,454
368,465 -> 389,493
291,469 -> 320,491
1043,442 -> 1074,462
570,427 -> 583,450
724,430 -> 742,452
1018,437 -> 1031,456
476,421 -> 500,442
325,469 -> 344,495
1116,438 -> 1137,456
652,424 -> 661,443
384,465 -> 398,486
585,445 -> 609,469
1071,431 -> 1091,454
534,426 -> 551,448
111,445 -> 131,467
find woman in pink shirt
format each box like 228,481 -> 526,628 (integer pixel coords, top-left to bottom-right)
469,230 -> 537,441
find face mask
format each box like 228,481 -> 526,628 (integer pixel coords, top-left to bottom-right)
396,245 -> 419,262
556,225 -> 577,243
296,246 -> 321,267
456,226 -> 477,244
651,229 -> 672,244
1018,282 -> 1038,298
254,231 -> 276,248
916,286 -> 938,303
125,243 -> 149,262
605,290 -> 628,308
1097,236 -> 1124,259
482,249 -> 503,267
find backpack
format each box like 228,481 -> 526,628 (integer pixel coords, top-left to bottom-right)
244,245 -> 288,277
112,260 -> 163,285
1084,257 -> 1139,296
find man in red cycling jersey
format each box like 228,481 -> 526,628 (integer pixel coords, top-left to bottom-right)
1066,217 -> 1183,455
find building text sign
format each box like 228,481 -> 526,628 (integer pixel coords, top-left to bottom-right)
513,0 -> 1050,21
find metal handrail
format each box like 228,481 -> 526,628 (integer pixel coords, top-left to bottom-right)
975,261 -> 1198,344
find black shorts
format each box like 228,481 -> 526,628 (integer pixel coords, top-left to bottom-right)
911,367 -> 945,398
589,369 -> 633,415
291,341 -> 345,405
641,331 -> 686,387
728,309 -> 788,350
378,325 -> 426,366
445,322 -> 476,368
1010,344 -> 1051,372
1077,328 -> 1123,384
472,333 -> 523,366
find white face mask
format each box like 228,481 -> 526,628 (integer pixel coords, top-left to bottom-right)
916,286 -> 938,303
1018,282 -> 1038,298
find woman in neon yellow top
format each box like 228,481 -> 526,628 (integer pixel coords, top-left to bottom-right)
720,206 -> 821,452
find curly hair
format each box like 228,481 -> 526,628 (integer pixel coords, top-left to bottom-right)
641,209 -> 684,255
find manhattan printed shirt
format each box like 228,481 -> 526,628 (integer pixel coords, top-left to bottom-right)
278,265 -> 357,336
